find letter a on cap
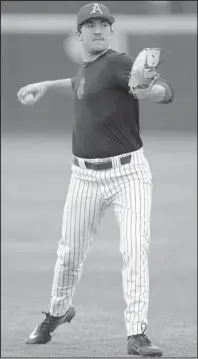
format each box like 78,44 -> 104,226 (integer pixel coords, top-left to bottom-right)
90,3 -> 103,14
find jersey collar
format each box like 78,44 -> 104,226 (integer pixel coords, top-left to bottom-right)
83,47 -> 111,67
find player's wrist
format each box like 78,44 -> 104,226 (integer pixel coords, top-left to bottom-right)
43,81 -> 53,90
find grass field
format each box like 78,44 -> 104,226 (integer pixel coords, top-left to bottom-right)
1,132 -> 197,357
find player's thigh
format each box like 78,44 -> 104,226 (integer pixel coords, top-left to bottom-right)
113,176 -> 152,249
61,173 -> 105,244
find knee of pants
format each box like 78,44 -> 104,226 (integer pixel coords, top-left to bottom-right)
57,238 -> 70,259
120,241 -> 150,263
56,238 -> 84,268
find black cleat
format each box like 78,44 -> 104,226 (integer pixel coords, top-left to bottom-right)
26,306 -> 76,344
127,324 -> 163,357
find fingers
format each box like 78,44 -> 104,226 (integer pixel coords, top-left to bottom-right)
17,87 -> 24,101
17,85 -> 31,103
19,95 -> 34,106
17,84 -> 39,104
33,91 -> 42,102
17,83 -> 46,105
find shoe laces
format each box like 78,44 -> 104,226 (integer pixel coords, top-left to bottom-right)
129,323 -> 151,347
132,333 -> 152,347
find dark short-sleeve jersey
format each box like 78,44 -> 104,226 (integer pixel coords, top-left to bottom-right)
72,49 -> 143,159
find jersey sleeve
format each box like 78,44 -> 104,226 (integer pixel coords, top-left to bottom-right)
71,77 -> 76,90
114,53 -> 134,90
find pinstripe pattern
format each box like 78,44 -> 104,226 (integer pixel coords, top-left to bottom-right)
49,148 -> 152,336
50,170 -> 106,316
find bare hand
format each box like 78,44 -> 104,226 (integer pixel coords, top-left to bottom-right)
17,82 -> 48,105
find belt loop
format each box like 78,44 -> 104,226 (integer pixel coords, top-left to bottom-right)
78,158 -> 87,170
73,156 -> 87,170
114,157 -> 120,168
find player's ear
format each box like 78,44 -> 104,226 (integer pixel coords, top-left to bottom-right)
109,25 -> 114,40
110,25 -> 114,36
76,26 -> 83,41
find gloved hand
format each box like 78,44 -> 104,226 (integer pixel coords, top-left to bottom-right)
128,48 -> 163,99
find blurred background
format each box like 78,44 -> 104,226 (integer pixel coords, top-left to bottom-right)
1,2 -> 197,358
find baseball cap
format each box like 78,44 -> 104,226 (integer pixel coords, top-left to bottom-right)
77,2 -> 115,27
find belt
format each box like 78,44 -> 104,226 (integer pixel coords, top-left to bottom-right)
73,154 -> 131,171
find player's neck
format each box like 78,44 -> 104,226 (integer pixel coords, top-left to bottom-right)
82,46 -> 110,63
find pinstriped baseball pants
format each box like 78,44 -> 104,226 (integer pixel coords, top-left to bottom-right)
50,147 -> 152,336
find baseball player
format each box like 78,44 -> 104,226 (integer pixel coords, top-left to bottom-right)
17,3 -> 174,356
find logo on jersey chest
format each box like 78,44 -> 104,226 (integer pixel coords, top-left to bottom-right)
77,77 -> 85,99
90,3 -> 103,14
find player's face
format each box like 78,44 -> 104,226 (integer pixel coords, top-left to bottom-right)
79,19 -> 112,54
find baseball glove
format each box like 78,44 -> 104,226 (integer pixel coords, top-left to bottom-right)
128,48 -> 164,99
